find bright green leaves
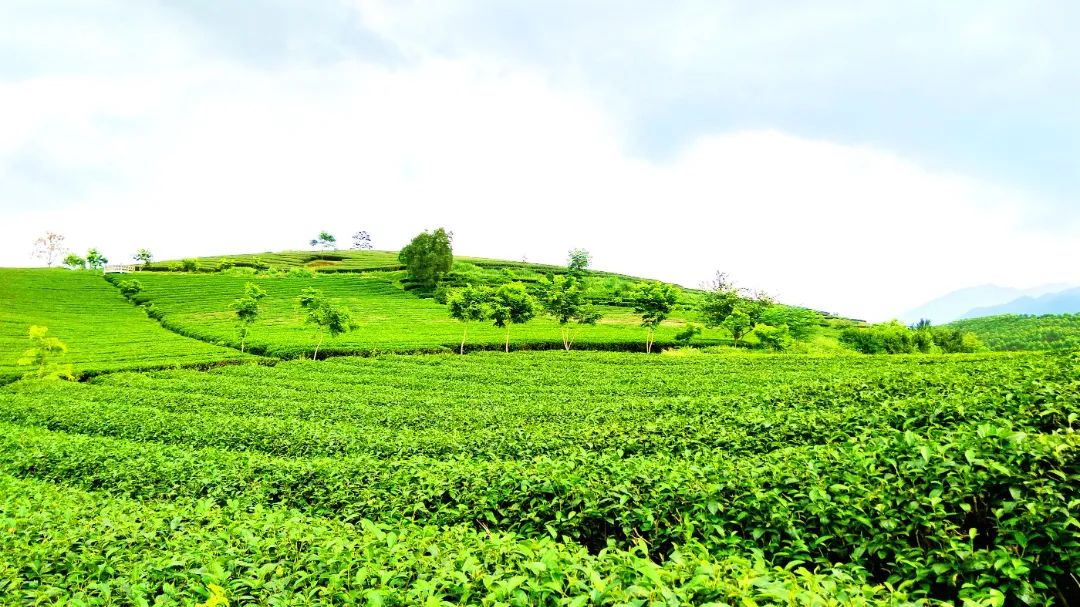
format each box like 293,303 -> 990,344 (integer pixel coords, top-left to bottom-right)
15,325 -> 73,381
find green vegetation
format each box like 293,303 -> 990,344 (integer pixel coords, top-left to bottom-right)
950,313 -> 1080,351
399,227 -> 454,286
841,320 -> 985,354
0,351 -> 1077,604
0,269 -> 247,383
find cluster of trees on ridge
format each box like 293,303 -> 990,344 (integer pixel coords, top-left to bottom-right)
839,319 -> 984,354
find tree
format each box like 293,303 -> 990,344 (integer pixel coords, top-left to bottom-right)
760,306 -> 824,342
699,272 -> 741,328
134,249 -> 153,266
16,325 -> 73,380
630,280 -> 678,353
351,231 -> 373,250
723,307 -> 753,348
310,231 -> 337,250
489,282 -> 539,352
231,282 -> 267,353
85,248 -> 108,270
753,323 -> 793,351
447,285 -> 491,354
399,228 -> 453,285
567,248 -> 591,275
297,287 -> 355,359
32,232 -> 65,267
62,253 -> 86,270
539,275 -> 601,350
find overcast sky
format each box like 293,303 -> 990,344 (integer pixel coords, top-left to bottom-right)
2,1 -> 1078,320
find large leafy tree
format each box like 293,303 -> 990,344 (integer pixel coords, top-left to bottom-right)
539,275 -> 601,351
399,228 -> 453,285
759,306 -> 824,342
722,307 -> 754,348
447,285 -> 491,355
489,282 -> 539,352
298,287 -> 355,359
134,249 -> 153,266
630,280 -> 678,353
231,282 -> 267,353
62,253 -> 86,270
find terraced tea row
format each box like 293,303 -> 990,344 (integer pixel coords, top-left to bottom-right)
1,351 -> 1077,604
0,269 -> 248,383
127,272 -> 727,356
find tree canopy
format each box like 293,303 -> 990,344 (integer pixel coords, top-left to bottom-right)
399,228 -> 453,285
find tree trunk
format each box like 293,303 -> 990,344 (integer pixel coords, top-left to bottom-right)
460,323 -> 468,355
646,328 -> 654,354
505,326 -> 510,353
313,333 -> 323,360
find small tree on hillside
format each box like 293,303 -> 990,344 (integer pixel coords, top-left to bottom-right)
16,325 -> 73,380
310,231 -> 337,250
723,307 -> 753,348
567,248 -> 591,275
399,228 -> 454,285
298,287 -> 355,359
134,249 -> 153,266
539,274 -> 601,351
630,280 -> 678,353
117,279 -> 142,300
760,306 -> 824,342
351,231 -> 373,250
489,282 -> 539,352
699,272 -> 740,327
62,253 -> 86,270
231,282 -> 267,353
447,285 -> 491,354
32,232 -> 65,267
85,248 -> 108,270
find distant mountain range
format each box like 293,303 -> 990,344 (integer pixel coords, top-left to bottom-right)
899,282 -> 1080,324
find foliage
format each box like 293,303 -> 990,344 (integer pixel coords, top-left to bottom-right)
752,322 -> 793,351
446,285 -> 493,354
722,308 -> 754,348
180,258 -> 200,272
0,352 -> 1076,604
538,275 -> 602,350
117,279 -> 142,300
351,230 -> 373,250
840,321 -> 916,354
15,325 -> 73,380
230,282 -> 267,354
699,271 -> 741,326
674,322 -> 703,346
488,282 -> 539,352
629,280 -> 678,353
297,287 -> 355,359
949,313 -> 1080,352
134,249 -> 153,266
309,231 -> 337,250
399,228 -> 454,285
85,248 -> 108,270
61,253 -> 85,270
32,232 -> 65,267
759,305 -> 824,341
567,248 -> 591,274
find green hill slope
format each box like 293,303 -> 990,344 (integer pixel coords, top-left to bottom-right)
0,269 -> 249,382
947,313 -> 1080,351
127,271 -> 724,357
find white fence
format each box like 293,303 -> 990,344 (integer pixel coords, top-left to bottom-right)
103,264 -> 139,274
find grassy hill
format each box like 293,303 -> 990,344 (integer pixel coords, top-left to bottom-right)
0,269 -> 248,383
948,312 -> 1080,351
123,270 -> 724,358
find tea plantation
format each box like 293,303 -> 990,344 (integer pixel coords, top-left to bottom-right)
0,264 -> 1078,606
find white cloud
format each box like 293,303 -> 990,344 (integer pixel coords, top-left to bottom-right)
2,49 -> 1074,321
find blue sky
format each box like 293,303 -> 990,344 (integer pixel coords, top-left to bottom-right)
1,1 -> 1077,319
